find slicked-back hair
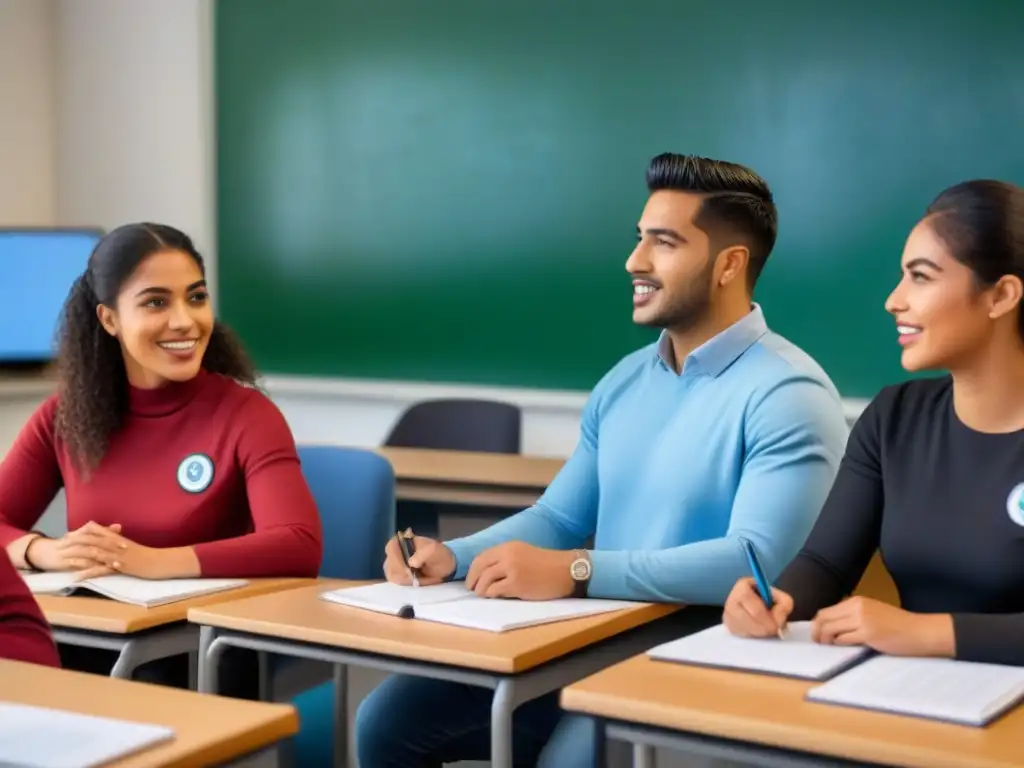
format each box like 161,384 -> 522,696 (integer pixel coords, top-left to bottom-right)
645,153 -> 778,288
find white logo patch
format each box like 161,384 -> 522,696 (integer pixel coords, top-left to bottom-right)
177,453 -> 214,493
1005,483 -> 1024,528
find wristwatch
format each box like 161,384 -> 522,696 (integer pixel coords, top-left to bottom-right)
569,549 -> 592,598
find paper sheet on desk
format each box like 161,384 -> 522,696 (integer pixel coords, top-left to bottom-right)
319,581 -> 639,631
807,655 -> 1024,726
319,581 -> 475,615
648,621 -> 872,680
0,702 -> 174,768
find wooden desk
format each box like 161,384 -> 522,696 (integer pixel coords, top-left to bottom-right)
560,655 -> 1024,768
189,580 -> 681,768
1,659 -> 297,767
375,446 -> 563,507
42,578 -> 312,679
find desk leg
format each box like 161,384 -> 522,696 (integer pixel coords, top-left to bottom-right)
333,664 -> 348,768
490,679 -> 516,768
633,744 -> 656,768
107,640 -> 142,679
198,626 -> 222,694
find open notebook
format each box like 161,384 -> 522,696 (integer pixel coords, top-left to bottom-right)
319,581 -> 640,632
648,622 -> 873,681
0,702 -> 174,768
20,571 -> 248,608
807,655 -> 1024,727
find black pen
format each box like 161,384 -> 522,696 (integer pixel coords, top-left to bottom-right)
396,528 -> 421,588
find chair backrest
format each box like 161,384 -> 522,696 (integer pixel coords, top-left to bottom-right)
385,398 -> 521,454
297,445 -> 396,580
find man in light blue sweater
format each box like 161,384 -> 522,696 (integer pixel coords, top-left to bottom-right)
356,153 -> 850,767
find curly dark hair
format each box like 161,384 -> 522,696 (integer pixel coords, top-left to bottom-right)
55,222 -> 257,473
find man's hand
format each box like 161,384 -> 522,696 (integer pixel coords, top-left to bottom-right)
811,596 -> 955,657
465,542 -> 576,600
382,535 -> 456,586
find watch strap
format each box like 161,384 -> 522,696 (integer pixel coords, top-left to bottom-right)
571,549 -> 592,598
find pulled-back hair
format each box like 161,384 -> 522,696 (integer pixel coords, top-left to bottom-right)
925,179 -> 1024,339
645,153 -> 778,288
55,223 -> 256,472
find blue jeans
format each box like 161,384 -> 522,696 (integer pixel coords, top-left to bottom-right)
355,674 -> 597,767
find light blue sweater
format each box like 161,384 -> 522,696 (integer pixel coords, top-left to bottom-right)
445,305 -> 850,605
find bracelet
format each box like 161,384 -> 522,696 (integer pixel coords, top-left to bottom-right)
22,533 -> 47,571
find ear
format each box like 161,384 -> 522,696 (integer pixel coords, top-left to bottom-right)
96,304 -> 119,337
714,245 -> 749,288
987,275 -> 1023,321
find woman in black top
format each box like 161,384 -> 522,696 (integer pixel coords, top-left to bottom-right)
724,179 -> 1024,666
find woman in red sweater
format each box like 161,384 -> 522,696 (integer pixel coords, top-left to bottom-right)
0,551 -> 59,667
0,222 -> 323,693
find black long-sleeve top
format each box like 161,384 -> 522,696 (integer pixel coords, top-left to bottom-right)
775,376 -> 1024,666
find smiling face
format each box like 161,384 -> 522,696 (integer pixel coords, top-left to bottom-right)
96,248 -> 213,388
626,190 -> 718,330
886,217 -> 1020,372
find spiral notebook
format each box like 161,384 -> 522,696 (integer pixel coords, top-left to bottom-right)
807,655 -> 1024,727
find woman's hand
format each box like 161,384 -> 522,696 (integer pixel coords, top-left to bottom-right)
27,521 -> 126,573
32,522 -> 192,580
723,577 -> 794,638
812,596 -> 955,657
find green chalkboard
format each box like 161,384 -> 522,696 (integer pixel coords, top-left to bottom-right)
215,0 -> 1024,397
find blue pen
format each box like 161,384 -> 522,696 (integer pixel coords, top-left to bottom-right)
738,537 -> 785,639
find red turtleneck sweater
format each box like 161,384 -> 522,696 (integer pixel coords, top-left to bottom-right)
0,552 -> 59,666
0,371 -> 322,578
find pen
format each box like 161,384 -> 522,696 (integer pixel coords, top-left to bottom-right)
739,537 -> 785,640
396,528 -> 421,588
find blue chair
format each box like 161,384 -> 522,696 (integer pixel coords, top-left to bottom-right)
299,445 -> 396,580
270,445 -> 396,767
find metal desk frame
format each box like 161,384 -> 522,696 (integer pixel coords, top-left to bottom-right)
52,624 -> 201,680
197,618 -> 681,768
601,719 -> 885,768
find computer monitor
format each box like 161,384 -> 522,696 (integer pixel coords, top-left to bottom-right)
0,228 -> 103,366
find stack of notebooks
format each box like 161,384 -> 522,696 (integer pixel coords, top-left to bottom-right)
20,571 -> 248,607
648,621 -> 1024,727
319,581 -> 642,632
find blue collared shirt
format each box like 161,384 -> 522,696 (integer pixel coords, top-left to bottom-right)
446,305 -> 850,604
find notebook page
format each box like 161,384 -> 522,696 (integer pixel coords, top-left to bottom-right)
82,576 -> 248,606
807,655 -> 1024,726
319,581 -> 476,616
19,571 -> 79,595
0,702 -> 174,768
648,622 -> 872,680
419,596 -> 638,632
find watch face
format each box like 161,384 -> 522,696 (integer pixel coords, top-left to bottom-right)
571,559 -> 591,580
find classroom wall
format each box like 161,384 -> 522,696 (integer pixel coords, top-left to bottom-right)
0,6 -> 851,766
0,0 -> 56,226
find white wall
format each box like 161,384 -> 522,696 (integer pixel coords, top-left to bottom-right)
54,0 -> 215,290
0,0 -> 56,225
